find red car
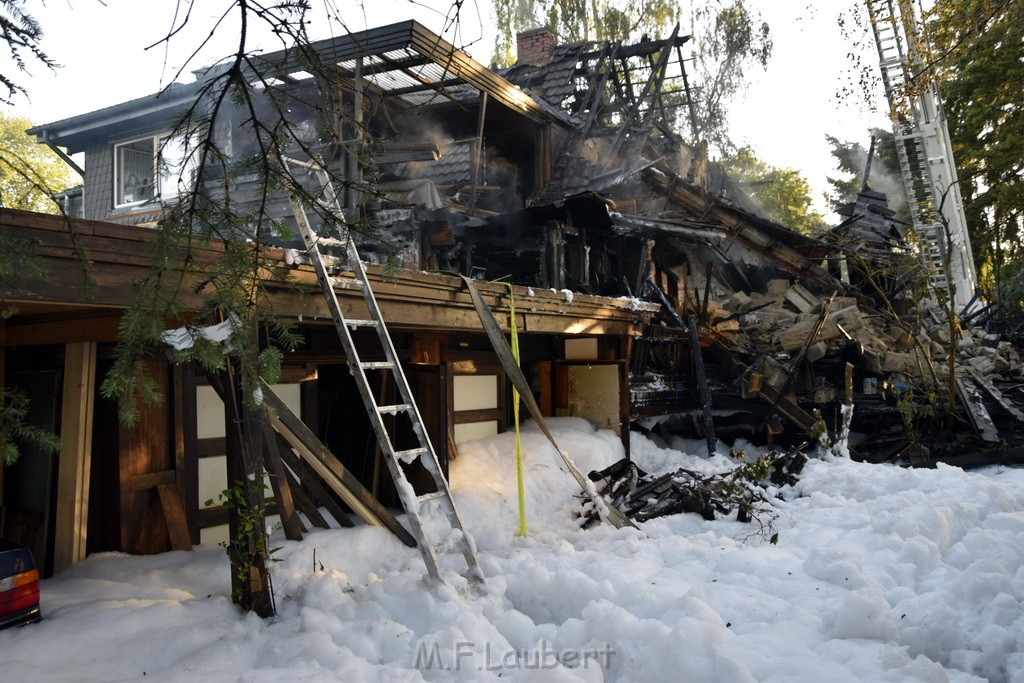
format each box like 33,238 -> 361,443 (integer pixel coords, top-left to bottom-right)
0,538 -> 41,629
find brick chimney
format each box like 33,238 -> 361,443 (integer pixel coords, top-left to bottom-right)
516,27 -> 556,66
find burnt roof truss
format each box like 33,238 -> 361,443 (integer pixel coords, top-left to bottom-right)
526,26 -> 696,201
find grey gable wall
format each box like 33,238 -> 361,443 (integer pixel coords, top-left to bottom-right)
83,145 -> 112,220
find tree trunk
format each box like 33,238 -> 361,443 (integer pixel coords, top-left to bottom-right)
212,369 -> 276,618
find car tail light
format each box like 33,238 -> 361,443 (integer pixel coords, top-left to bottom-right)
0,568 -> 40,616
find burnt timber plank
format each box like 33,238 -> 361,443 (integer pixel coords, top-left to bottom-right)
955,377 -> 1000,443
274,431 -> 355,529
751,379 -> 822,438
281,464 -> 328,530
259,380 -> 416,547
966,370 -> 1024,422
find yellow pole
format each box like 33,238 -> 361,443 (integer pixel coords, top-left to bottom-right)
506,284 -> 526,536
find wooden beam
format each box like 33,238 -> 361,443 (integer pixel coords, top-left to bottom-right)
750,379 -> 820,437
156,483 -> 192,551
53,341 -> 96,572
129,470 -> 176,491
0,209 -> 656,337
2,314 -> 122,345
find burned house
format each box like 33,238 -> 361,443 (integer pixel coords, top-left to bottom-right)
5,20 -> 1022,578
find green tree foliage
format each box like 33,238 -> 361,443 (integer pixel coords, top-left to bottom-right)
0,111 -> 76,212
688,1 -> 771,153
926,0 -> 1024,302
0,387 -> 61,465
721,146 -> 824,235
0,0 -> 56,104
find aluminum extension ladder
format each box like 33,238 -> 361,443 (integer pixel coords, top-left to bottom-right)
281,154 -> 483,584
866,0 -> 979,310
867,0 -> 949,294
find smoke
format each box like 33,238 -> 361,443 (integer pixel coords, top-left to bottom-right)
835,132 -> 910,223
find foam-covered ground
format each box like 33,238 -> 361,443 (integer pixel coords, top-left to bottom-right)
2,418 -> 1023,681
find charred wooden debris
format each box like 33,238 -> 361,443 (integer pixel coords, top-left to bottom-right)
314,28 -> 1024,468
580,449 -> 808,532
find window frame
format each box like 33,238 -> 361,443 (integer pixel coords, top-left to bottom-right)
112,133 -> 195,208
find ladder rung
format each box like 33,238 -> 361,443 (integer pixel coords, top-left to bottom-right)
331,277 -> 364,289
378,403 -> 412,415
360,361 -> 394,370
345,319 -> 378,328
417,490 -> 448,504
396,447 -> 429,464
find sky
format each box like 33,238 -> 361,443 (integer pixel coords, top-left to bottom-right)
5,0 -> 891,214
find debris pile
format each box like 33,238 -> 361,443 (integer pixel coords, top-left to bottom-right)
581,449 -> 807,531
650,255 -> 1024,465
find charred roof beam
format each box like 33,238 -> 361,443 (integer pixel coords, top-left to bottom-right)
573,34 -> 691,63
608,24 -> 680,158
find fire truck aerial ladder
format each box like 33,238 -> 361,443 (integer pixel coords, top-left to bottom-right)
866,0 -> 979,313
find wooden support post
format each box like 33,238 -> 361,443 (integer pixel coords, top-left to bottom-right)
618,360 -> 631,460
261,421 -> 303,541
53,342 -> 96,572
118,361 -> 173,555
0,345 -> 4,510
844,362 -> 854,406
647,275 -> 718,454
210,369 -> 276,618
686,316 -> 717,457
700,263 -> 713,326
173,364 -> 200,544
